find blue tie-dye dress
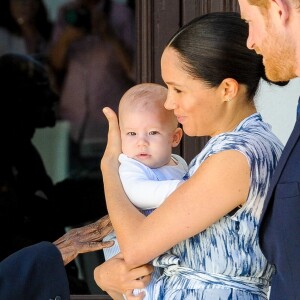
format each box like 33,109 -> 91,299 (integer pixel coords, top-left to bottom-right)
152,113 -> 283,299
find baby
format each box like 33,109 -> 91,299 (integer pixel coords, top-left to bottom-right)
103,83 -> 188,299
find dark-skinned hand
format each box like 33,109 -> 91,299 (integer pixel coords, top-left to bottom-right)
53,214 -> 114,265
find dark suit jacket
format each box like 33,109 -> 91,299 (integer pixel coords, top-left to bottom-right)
0,241 -> 70,300
259,117 -> 300,299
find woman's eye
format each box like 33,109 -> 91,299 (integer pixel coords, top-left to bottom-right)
174,88 -> 181,93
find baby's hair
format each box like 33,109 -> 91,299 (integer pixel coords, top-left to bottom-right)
119,83 -> 166,110
119,83 -> 178,129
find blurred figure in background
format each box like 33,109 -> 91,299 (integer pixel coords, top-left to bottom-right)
0,0 -> 52,57
108,0 -> 136,74
49,0 -> 135,86
0,53 -> 108,294
49,0 -> 135,178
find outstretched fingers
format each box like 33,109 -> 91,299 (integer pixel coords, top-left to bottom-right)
53,215 -> 114,265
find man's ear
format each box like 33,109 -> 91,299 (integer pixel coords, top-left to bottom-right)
172,127 -> 183,147
271,0 -> 290,24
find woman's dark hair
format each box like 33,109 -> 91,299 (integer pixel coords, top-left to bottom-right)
0,0 -> 52,40
167,12 -> 288,100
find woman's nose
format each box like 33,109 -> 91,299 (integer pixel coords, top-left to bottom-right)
164,95 -> 175,110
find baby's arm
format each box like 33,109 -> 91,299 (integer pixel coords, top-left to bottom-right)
119,157 -> 184,210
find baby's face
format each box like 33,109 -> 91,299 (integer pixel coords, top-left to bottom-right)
120,109 -> 176,168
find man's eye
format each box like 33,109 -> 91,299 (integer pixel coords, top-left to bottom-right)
174,88 -> 181,93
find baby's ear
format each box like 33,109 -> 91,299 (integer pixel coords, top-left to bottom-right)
172,127 -> 183,147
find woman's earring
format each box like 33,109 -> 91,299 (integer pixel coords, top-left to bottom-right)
226,98 -> 232,102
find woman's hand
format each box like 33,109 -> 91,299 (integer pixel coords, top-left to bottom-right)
94,253 -> 153,299
53,215 -> 114,265
101,107 -> 122,172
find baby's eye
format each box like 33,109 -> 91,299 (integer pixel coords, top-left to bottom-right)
127,132 -> 136,136
149,131 -> 159,136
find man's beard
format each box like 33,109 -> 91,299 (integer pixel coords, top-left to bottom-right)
260,21 -> 296,81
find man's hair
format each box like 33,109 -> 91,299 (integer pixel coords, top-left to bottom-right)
248,0 -> 270,10
248,0 -> 300,9
248,0 -> 300,15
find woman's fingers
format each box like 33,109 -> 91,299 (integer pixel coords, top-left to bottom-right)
102,107 -> 121,151
94,256 -> 154,294
129,267 -> 153,283
101,107 -> 122,170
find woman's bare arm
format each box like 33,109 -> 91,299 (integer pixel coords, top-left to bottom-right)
101,107 -> 250,268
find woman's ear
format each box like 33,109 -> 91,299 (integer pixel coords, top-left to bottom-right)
172,127 -> 183,147
221,78 -> 239,103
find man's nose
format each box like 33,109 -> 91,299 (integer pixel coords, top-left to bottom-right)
246,30 -> 255,50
